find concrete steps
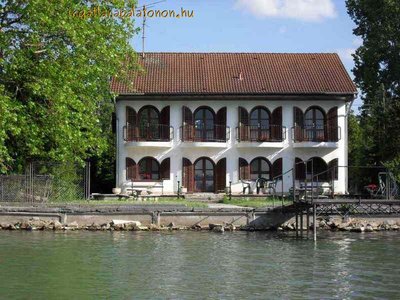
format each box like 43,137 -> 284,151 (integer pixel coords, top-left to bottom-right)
184,193 -> 225,202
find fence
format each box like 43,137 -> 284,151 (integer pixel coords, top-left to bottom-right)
0,161 -> 90,203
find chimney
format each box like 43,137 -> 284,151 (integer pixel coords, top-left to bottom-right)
239,72 -> 243,81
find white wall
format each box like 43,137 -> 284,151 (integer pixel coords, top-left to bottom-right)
116,99 -> 348,195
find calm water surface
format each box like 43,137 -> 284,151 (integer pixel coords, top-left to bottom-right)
0,230 -> 399,299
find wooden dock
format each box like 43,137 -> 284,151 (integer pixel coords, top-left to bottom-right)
288,198 -> 400,241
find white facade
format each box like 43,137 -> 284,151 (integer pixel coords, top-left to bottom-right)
116,99 -> 349,195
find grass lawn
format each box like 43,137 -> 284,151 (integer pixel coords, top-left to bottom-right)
46,197 -> 293,209
48,197 -> 208,208
219,197 -> 293,208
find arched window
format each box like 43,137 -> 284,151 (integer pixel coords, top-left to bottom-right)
249,107 -> 270,141
304,107 -> 325,141
194,107 -> 215,141
138,106 -> 160,140
250,157 -> 271,180
138,157 -> 160,180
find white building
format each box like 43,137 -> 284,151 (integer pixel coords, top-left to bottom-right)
111,53 -> 357,195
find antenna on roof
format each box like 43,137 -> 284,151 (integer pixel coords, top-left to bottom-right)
140,0 -> 166,58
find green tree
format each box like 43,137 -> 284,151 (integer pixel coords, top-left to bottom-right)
0,0 -> 139,173
348,112 -> 363,166
346,0 -> 400,177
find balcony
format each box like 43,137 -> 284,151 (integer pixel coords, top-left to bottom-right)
179,124 -> 230,147
123,124 -> 173,147
292,125 -> 341,148
235,125 -> 286,148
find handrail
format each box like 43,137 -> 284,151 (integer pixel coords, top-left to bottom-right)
179,124 -> 230,142
272,167 -> 293,181
123,124 -> 173,142
236,124 -> 286,142
291,125 -> 341,142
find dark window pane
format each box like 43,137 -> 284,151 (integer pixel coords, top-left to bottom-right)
205,159 -> 213,169
149,109 -> 157,119
261,160 -> 269,172
260,109 -> 268,119
195,170 -> 203,180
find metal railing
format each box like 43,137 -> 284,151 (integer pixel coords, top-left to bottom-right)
311,166 -> 399,200
123,124 -> 173,142
0,161 -> 90,203
179,124 -> 230,142
291,125 -> 341,142
236,124 -> 286,142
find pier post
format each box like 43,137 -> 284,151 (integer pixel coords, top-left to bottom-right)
313,203 -> 317,241
306,208 -> 310,238
152,211 -> 160,226
300,209 -> 303,237
295,211 -> 299,237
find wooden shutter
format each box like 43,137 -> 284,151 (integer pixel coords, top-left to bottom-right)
271,107 -> 282,141
126,106 -> 137,141
182,106 -> 193,141
295,157 -> 305,180
239,158 -> 250,180
238,106 -> 249,141
328,158 -> 338,180
160,106 -> 170,140
327,107 -> 338,142
216,107 -> 227,141
272,158 -> 283,178
160,158 -> 170,179
215,158 -> 226,193
293,107 -> 303,142
182,157 -> 194,193
126,158 -> 137,181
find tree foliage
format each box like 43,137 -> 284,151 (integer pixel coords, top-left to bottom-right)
0,0 -> 139,173
346,0 -> 400,177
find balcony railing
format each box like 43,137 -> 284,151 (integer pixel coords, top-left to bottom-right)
180,124 -> 230,142
123,124 -> 173,142
236,125 -> 286,142
292,125 -> 341,142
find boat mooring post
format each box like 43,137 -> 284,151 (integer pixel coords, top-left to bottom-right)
295,211 -> 299,238
313,203 -> 317,241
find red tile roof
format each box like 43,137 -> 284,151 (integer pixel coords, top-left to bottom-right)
111,52 -> 357,96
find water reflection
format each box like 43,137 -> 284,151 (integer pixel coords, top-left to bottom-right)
0,231 -> 400,299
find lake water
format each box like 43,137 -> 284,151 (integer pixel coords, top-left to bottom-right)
0,230 -> 399,299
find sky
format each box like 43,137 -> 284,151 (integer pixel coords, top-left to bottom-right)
132,0 -> 362,110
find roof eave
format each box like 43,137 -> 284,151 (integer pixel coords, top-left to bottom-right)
115,92 -> 357,102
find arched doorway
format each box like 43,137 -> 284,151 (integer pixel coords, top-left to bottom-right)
194,157 -> 214,192
138,106 -> 160,140
249,107 -> 270,141
304,106 -> 325,141
250,157 -> 271,180
194,107 -> 215,141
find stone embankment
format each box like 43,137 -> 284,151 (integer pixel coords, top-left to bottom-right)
280,217 -> 400,232
0,218 -> 239,232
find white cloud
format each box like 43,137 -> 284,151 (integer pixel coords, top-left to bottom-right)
234,0 -> 337,22
337,48 -> 355,62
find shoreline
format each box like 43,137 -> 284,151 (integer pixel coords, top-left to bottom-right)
1,204 -> 399,233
